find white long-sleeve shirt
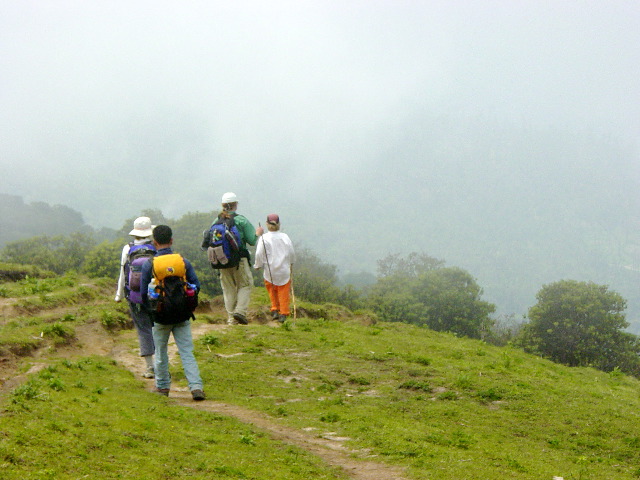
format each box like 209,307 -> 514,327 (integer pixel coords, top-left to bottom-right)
253,231 -> 295,286
115,237 -> 153,301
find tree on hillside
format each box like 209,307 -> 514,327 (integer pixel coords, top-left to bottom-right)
376,252 -> 445,278
172,210 -> 222,296
0,194 -> 90,248
83,239 -> 122,279
414,267 -> 496,337
1,233 -> 97,274
516,280 -> 640,376
117,209 -> 171,238
340,271 -> 376,289
292,246 -> 343,305
368,253 -> 495,339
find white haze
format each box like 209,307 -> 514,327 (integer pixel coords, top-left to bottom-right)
1,1 -> 639,320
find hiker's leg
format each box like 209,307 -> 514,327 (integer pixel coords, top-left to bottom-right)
129,302 -> 154,357
172,320 -> 203,391
220,269 -> 238,323
152,323 -> 172,389
264,279 -> 279,313
234,258 -> 253,316
277,281 -> 292,316
144,354 -> 154,369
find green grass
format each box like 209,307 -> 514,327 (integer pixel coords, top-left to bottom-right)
195,318 -> 640,479
0,271 -> 76,298
0,302 -> 132,354
0,274 -> 130,355
12,284 -> 103,314
2,280 -> 640,479
0,357 -> 349,480
0,262 -> 55,284
0,272 -> 114,307
0,316 -> 74,356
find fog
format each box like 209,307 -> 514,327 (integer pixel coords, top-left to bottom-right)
1,1 -> 639,321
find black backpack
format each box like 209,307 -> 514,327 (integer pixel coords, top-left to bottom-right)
150,254 -> 198,325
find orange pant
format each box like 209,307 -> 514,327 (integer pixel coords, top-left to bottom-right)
264,279 -> 291,316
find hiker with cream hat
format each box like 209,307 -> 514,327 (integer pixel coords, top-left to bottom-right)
115,216 -> 157,378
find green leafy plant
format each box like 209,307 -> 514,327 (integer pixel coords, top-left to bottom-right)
41,322 -> 74,340
201,333 -> 220,347
516,280 -> 640,376
100,310 -> 130,330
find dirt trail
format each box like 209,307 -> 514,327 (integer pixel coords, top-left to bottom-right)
111,323 -> 407,480
40,319 -> 409,480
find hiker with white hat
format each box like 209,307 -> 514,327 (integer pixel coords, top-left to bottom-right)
203,192 -> 263,325
115,216 -> 156,378
254,213 -> 295,323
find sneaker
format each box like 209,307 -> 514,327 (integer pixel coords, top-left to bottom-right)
155,387 -> 170,397
142,367 -> 155,379
232,312 -> 248,325
278,314 -> 287,323
271,310 -> 279,320
191,389 -> 206,401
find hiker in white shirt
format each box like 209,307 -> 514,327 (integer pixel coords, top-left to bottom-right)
254,214 -> 296,323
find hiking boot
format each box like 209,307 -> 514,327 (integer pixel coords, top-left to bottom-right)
271,310 -> 279,320
278,314 -> 287,323
155,387 -> 170,397
232,312 -> 248,325
191,389 -> 206,401
142,367 -> 155,379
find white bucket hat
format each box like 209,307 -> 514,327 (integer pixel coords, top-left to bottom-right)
129,217 -> 154,237
221,192 -> 238,204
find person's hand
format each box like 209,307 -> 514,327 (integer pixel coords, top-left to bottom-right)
256,225 -> 264,236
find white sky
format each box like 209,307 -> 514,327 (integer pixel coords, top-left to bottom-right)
0,0 -> 638,227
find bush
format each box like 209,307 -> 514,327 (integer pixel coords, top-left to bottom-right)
83,239 -> 123,279
367,256 -> 495,339
515,280 -> 640,376
1,233 -> 96,274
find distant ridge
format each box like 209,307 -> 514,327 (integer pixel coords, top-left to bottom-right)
0,193 -> 88,247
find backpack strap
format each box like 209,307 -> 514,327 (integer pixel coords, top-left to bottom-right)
214,213 -> 236,227
128,243 -> 156,259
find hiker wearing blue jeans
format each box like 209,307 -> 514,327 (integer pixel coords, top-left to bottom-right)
151,320 -> 201,396
140,225 -> 205,401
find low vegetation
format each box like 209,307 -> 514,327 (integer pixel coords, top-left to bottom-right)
4,213 -> 639,375
1,358 -> 348,480
0,262 -> 55,283
1,269 -> 640,479
0,273 -> 126,357
516,279 -> 640,376
197,318 -> 640,479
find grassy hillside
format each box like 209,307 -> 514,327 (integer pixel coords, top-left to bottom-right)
200,317 -> 640,479
1,273 -> 640,479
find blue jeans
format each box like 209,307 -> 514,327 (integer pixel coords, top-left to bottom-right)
152,320 -> 203,391
128,302 -> 155,357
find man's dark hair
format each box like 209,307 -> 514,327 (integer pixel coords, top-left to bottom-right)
153,225 -> 172,245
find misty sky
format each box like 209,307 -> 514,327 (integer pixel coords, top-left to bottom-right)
1,1 -> 638,229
